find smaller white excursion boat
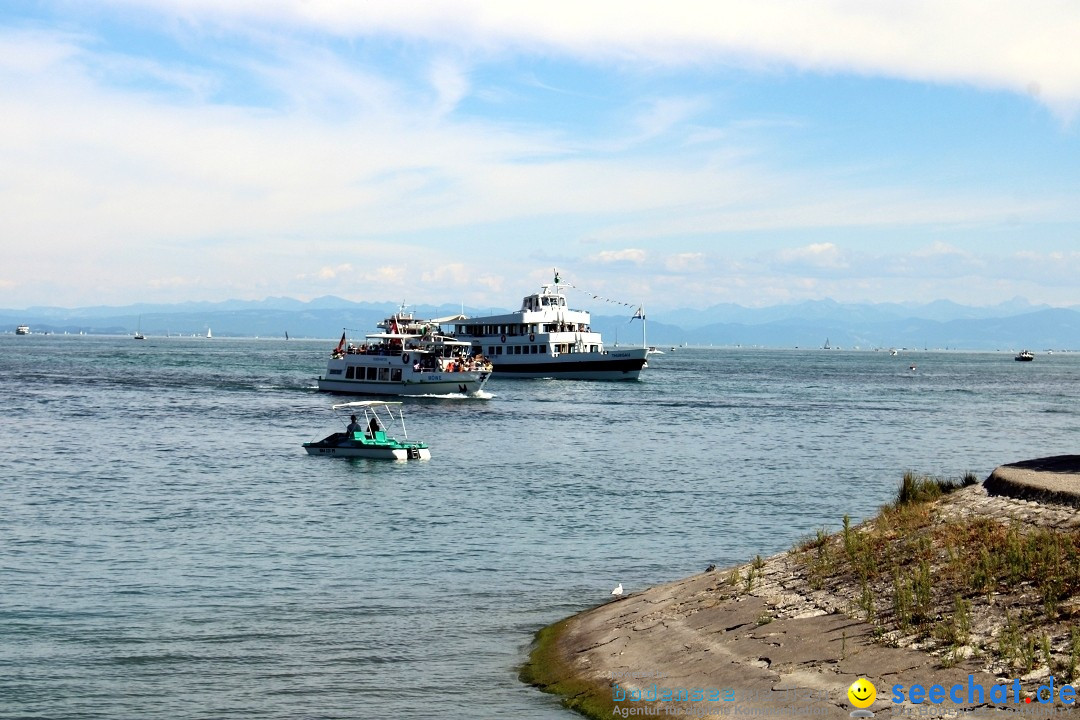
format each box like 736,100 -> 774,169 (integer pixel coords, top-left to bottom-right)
303,401 -> 431,460
317,310 -> 492,396
15,325 -> 29,335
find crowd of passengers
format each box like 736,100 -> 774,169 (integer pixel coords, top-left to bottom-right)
333,343 -> 492,373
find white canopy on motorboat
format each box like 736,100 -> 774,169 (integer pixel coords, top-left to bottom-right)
332,400 -> 403,410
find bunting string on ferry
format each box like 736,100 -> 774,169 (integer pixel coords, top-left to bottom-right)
552,268 -> 645,321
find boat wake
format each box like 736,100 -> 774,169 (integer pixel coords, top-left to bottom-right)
412,390 -> 495,400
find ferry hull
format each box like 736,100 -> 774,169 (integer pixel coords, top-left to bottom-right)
304,444 -> 431,460
316,374 -> 488,396
489,350 -> 648,380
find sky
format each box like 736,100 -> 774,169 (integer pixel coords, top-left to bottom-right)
2,1 -> 1080,312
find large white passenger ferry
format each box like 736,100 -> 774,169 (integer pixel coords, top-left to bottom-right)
451,276 -> 648,380
316,311 -> 492,396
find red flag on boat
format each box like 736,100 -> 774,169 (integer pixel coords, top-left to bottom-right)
390,318 -> 399,334
334,331 -> 346,354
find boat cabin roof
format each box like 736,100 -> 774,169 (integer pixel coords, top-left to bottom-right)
365,332 -> 472,346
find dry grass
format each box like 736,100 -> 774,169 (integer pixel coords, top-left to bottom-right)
794,471 -> 1080,678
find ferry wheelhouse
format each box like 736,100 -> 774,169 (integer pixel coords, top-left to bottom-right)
452,279 -> 647,380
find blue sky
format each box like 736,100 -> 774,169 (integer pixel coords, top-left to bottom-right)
2,1 -> 1080,311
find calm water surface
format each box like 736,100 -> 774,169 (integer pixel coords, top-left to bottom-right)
2,337 -> 1079,718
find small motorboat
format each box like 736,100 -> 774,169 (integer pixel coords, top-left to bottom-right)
1015,350 -> 1035,362
303,401 -> 431,460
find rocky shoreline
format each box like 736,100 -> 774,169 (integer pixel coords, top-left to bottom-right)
522,459 -> 1080,719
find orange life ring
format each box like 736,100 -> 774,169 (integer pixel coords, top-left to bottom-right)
402,352 -> 410,364
500,335 -> 506,343
529,333 -> 535,341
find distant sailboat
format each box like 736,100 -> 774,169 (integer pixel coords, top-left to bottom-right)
823,338 -> 831,350
206,328 -> 212,339
134,316 -> 146,340
285,330 -> 289,340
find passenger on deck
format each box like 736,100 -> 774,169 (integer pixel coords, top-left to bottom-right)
346,415 -> 363,437
367,417 -> 380,438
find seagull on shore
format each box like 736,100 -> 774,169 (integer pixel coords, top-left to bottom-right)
611,583 -> 624,598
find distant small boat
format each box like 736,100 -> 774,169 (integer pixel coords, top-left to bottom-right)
15,325 -> 29,335
823,338 -> 831,350
1015,350 -> 1034,362
647,346 -> 664,355
206,328 -> 212,339
134,316 -> 145,340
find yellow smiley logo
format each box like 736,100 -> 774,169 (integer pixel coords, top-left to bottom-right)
848,678 -> 876,709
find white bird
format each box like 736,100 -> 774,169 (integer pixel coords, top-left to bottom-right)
611,583 -> 624,598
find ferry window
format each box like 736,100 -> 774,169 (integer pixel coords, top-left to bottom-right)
346,366 -> 355,379
367,367 -> 378,380
487,346 -> 495,355
329,368 -> 342,375
495,346 -> 502,355
378,368 -> 390,381
391,368 -> 402,381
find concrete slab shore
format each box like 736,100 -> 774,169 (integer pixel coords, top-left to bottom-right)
984,455 -> 1080,508
523,460 -> 1080,719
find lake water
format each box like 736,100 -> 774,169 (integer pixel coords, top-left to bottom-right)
2,336 -> 1079,719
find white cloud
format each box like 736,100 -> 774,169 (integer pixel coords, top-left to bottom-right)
316,264 -> 354,280
589,249 -> 647,265
429,58 -> 469,118
4,6 -> 1080,309
664,253 -> 705,272
775,243 -> 848,269
96,0 -> 1080,116
911,242 -> 969,259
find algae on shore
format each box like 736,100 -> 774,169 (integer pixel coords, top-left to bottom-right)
519,617 -> 621,719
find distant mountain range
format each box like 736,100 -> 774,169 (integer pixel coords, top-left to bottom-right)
3,295 -> 1078,350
